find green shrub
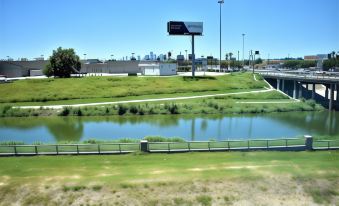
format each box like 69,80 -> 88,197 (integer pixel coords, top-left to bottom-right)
118,104 -> 127,115
129,105 -> 138,114
144,136 -> 185,143
196,195 -> 212,206
59,107 -> 70,116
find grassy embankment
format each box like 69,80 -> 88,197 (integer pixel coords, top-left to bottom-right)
0,73 -> 323,117
0,152 -> 338,205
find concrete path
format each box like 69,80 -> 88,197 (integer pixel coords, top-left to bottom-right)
15,89 -> 275,109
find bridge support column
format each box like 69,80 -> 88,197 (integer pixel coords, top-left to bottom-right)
312,84 -> 316,100
277,79 -> 280,91
282,79 -> 285,92
325,85 -> 329,99
329,84 -> 334,110
298,82 -> 302,98
293,81 -> 297,99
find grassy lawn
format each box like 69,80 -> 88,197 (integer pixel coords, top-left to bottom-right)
0,73 -> 266,105
0,151 -> 338,205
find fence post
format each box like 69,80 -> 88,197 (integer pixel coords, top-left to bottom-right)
328,141 -> 330,149
285,139 -> 288,147
208,142 -> 211,151
140,140 -> 148,152
188,142 -> 191,151
35,145 -> 38,155
119,144 -> 122,153
266,140 -> 269,148
56,145 -> 59,155
14,145 -> 17,155
98,144 -> 101,154
168,143 -> 170,152
228,141 -> 230,150
76,145 -> 79,154
247,140 -> 250,150
304,135 -> 313,151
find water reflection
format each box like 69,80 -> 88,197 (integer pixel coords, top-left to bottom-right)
0,111 -> 338,143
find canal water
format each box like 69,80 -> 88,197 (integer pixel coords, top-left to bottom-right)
0,111 -> 338,144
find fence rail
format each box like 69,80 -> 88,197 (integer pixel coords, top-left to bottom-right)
0,138 -> 338,156
258,72 -> 339,81
0,143 -> 140,156
313,140 -> 339,150
147,138 -> 306,153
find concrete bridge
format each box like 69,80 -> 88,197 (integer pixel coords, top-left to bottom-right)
258,71 -> 339,110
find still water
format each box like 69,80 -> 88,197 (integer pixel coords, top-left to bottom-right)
0,111 -> 338,143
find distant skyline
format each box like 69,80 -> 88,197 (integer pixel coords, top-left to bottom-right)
0,0 -> 338,60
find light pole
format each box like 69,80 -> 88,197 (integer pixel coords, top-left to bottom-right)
218,0 -> 224,72
83,54 -> 87,60
242,34 -> 245,67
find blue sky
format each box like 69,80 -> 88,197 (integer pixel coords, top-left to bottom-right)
0,0 -> 338,60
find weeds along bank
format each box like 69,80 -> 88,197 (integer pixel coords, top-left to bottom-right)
0,98 -> 323,117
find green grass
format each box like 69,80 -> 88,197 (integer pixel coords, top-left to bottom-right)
0,72 -> 266,104
0,152 -> 337,205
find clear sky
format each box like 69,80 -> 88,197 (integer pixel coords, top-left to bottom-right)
0,0 -> 338,60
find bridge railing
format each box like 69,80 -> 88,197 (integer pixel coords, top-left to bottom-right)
258,71 -> 339,81
313,140 -> 339,150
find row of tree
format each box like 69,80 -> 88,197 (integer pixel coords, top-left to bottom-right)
282,60 -> 317,69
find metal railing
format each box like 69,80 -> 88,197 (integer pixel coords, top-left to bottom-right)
258,71 -> 339,81
147,138 -> 305,153
0,143 -> 140,156
0,138 -> 338,156
313,140 -> 339,150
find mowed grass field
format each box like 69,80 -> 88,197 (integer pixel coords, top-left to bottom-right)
0,152 -> 338,205
0,73 -> 266,105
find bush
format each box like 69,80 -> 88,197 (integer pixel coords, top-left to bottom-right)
118,104 -> 127,115
129,105 -> 138,114
144,136 -> 185,143
59,107 -> 70,116
168,104 -> 179,114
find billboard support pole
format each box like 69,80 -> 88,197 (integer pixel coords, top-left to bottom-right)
192,34 -> 195,78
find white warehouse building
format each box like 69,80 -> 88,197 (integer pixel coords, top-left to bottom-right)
139,63 -> 177,76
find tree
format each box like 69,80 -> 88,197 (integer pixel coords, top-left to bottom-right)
43,64 -> 53,77
255,58 -> 263,64
44,47 -> 81,78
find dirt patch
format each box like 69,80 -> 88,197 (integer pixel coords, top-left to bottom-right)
1,175 -> 337,206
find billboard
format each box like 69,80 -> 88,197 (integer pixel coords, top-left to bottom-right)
167,21 -> 203,35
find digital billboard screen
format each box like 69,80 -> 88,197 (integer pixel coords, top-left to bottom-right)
167,21 -> 203,35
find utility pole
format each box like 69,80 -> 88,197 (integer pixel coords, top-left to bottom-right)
218,0 -> 224,72
242,34 -> 245,67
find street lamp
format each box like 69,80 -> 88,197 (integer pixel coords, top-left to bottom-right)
242,34 -> 245,67
218,0 -> 224,72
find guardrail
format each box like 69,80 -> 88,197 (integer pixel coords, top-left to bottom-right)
313,140 -> 339,150
0,143 -> 140,156
258,72 -> 339,81
147,138 -> 306,153
0,137 -> 338,156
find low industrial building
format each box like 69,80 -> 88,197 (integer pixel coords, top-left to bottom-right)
139,63 -> 177,76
